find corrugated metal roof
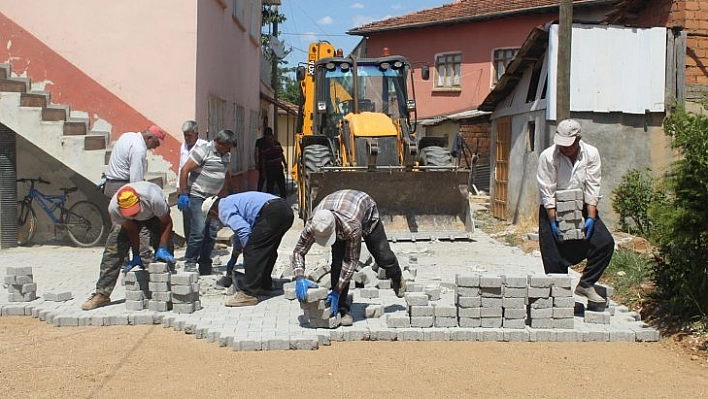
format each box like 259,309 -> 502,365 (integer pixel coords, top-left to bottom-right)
419,109 -> 490,126
348,0 -> 617,35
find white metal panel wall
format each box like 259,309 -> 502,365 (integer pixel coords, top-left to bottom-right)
547,24 -> 666,119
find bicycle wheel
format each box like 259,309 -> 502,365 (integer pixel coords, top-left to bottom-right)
65,201 -> 105,247
17,201 -> 37,246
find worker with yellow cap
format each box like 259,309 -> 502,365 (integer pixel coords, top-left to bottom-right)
81,181 -> 175,310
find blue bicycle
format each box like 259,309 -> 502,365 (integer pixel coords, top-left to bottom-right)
17,177 -> 105,247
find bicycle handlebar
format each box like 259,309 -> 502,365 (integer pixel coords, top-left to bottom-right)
17,177 -> 51,185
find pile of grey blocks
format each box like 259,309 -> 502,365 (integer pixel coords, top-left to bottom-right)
299,287 -> 341,328
124,269 -> 150,310
148,262 -> 173,312
171,272 -> 200,314
4,266 -> 36,302
556,188 -> 585,240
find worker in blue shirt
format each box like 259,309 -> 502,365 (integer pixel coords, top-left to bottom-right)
201,192 -> 293,307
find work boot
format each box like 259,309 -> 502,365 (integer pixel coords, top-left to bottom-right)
225,291 -> 258,307
574,284 -> 606,304
81,293 -> 110,311
391,278 -> 407,298
216,273 -> 233,288
340,311 -> 354,326
183,263 -> 198,273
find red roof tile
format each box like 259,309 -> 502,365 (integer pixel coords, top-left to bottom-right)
348,0 -> 611,35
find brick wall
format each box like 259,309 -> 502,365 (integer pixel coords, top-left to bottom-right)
459,119 -> 491,165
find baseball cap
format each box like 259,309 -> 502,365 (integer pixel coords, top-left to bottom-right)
116,186 -> 141,217
553,119 -> 581,147
201,195 -> 219,220
311,210 -> 336,247
147,125 -> 166,141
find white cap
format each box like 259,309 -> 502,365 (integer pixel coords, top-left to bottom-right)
201,195 -> 219,219
311,210 -> 337,247
554,119 -> 581,147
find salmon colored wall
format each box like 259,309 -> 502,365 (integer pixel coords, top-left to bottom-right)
365,14 -> 557,118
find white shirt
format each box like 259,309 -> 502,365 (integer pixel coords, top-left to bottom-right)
537,140 -> 602,209
105,132 -> 147,182
108,181 -> 169,225
178,138 -> 207,183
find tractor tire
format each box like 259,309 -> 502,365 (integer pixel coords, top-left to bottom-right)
418,145 -> 453,168
303,144 -> 334,175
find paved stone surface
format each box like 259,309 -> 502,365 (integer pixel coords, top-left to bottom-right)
0,219 -> 659,350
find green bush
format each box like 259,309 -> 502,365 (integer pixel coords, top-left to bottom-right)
650,107 -> 708,321
611,169 -> 657,236
605,249 -> 655,309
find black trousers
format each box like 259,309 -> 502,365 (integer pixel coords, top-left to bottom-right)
538,205 -> 614,287
266,168 -> 287,198
241,199 -> 294,296
330,220 -> 402,313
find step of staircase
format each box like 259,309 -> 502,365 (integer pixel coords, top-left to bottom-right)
0,77 -> 29,92
62,119 -> 88,136
84,130 -> 109,151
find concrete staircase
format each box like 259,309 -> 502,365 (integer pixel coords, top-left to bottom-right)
0,63 -> 174,198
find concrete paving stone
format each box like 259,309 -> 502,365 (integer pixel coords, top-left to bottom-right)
397,328 -> 424,341
456,287 -> 481,297
554,296 -> 575,308
502,318 -> 527,329
290,336 -> 319,350
424,286 -> 441,301
609,330 -> 636,342
631,324 -> 661,342
148,282 -> 170,292
458,317 -> 481,328
6,266 -> 33,276
171,283 -> 199,295
148,262 -> 170,273
365,304 -> 384,318
481,297 -> 502,308
458,307 -> 481,318
480,328 -> 504,341
219,333 -> 235,348
584,310 -> 611,324
504,328 -> 530,341
481,308 -> 503,318
433,305 -> 457,318
481,317 -> 503,328
502,274 -> 528,288
385,313 -> 410,328
16,276 -> 34,285
2,304 -> 29,316
233,338 -> 262,351
502,287 -> 527,298
480,287 -> 502,298
527,287 -> 550,298
434,317 -> 458,327
125,300 -> 144,311
3,275 -> 16,284
174,303 -> 197,314
552,318 -> 575,329
555,329 -> 580,342
41,291 -> 72,302
551,286 -> 573,297
553,307 -> 575,319
54,315 -> 79,327
109,314 -> 129,325
529,329 -> 556,342
529,275 -> 553,288
410,316 -> 434,328
502,297 -> 525,309
422,328 -> 450,341
479,276 -> 502,288
369,328 -> 397,341
343,328 -> 370,341
405,293 -> 429,306
530,318 -> 554,329
457,296 -> 482,308
455,273 -> 480,287
409,306 -> 434,317
328,329 -> 344,342
359,288 -> 379,299
504,308 -> 527,319
305,288 -> 329,302
171,273 -> 199,285
530,308 -> 553,319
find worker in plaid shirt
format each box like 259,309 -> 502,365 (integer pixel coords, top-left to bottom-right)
291,190 -> 406,326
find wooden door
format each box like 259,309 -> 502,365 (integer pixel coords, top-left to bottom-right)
493,117 -> 511,220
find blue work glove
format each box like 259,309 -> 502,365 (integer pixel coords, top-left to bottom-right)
124,250 -> 143,272
154,247 -> 175,263
177,194 -> 190,211
325,290 -> 340,317
584,218 -> 595,239
550,220 -> 561,241
295,276 -> 318,302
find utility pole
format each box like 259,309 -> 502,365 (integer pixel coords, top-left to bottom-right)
271,6 -> 279,138
557,0 -> 572,121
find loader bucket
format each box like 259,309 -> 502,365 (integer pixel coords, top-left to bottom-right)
306,169 -> 474,241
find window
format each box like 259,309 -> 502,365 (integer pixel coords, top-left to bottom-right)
233,0 -> 246,28
249,0 -> 261,41
527,121 -> 535,152
493,48 -> 519,84
208,95 -> 227,141
232,105 -> 245,173
434,52 -> 461,89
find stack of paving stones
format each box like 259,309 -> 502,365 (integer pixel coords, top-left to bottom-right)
299,287 -> 340,328
555,188 -> 585,241
124,269 -> 150,310
148,262 -> 173,312
527,275 -> 574,329
171,272 -> 200,314
4,267 -> 37,302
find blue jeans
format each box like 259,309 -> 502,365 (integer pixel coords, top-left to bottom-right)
184,196 -> 219,271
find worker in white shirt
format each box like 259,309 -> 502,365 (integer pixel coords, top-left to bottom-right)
104,125 -> 166,197
536,119 -> 614,306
